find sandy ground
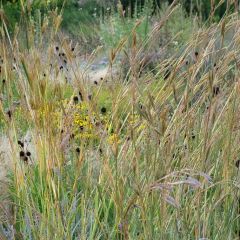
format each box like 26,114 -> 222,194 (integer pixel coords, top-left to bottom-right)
0,136 -> 13,224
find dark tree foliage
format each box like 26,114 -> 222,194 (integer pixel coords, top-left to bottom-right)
0,0 -> 235,31
120,0 -> 145,16
120,0 -> 234,20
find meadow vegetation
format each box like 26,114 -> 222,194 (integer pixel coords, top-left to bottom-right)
0,0 -> 240,239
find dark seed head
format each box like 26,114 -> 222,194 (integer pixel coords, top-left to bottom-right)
213,63 -> 217,67
79,91 -> 83,101
76,147 -> 80,153
60,66 -> 63,70
70,133 -> 75,139
88,95 -> 92,100
99,148 -> 102,154
64,59 -> 67,64
71,47 -> 75,52
62,53 -> 65,57
73,96 -> 79,104
213,86 -> 220,96
236,160 -> 240,168
94,81 -> 98,85
19,151 -> 25,157
80,126 -> 84,131
2,79 -> 6,84
23,156 -> 28,162
101,107 -> 107,114
18,140 -> 24,148
26,151 -> 31,157
195,51 -> 199,56
164,69 -> 171,80
186,60 -> 189,65
56,46 -> 59,51
100,77 -> 103,80
6,110 -> 12,118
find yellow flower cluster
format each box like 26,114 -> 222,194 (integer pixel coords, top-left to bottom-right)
72,102 -> 96,140
72,102 -> 122,144
35,99 -> 145,144
107,133 -> 120,145
74,114 -> 93,130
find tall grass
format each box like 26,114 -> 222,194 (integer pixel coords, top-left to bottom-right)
0,1 -> 240,239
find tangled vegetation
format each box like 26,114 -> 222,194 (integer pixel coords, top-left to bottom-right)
0,0 -> 239,239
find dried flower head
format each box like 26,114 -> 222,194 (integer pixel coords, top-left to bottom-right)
23,156 -> 28,163
6,110 -> 12,119
79,91 -> 83,101
18,140 -> 24,148
236,160 -> 240,168
19,151 -> 25,157
73,96 -> 79,104
101,107 -> 107,114
213,86 -> 220,97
